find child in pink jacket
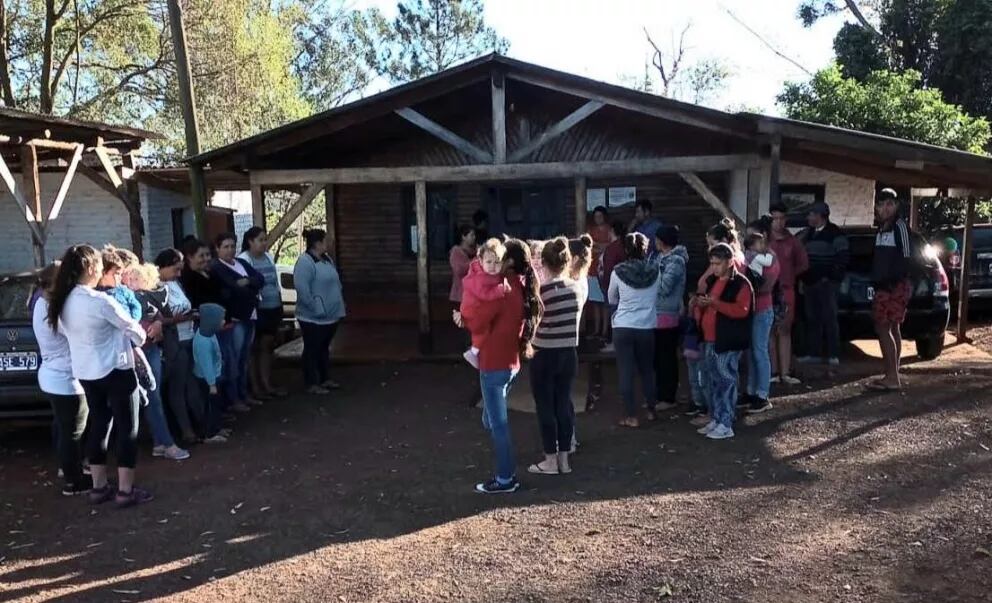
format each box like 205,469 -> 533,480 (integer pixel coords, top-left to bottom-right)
459,238 -> 510,368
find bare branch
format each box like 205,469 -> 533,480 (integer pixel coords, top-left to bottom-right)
843,0 -> 882,38
720,6 -> 812,76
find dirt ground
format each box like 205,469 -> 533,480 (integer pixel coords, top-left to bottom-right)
1,344 -> 991,602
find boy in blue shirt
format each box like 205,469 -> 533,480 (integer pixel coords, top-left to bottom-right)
193,303 -> 230,443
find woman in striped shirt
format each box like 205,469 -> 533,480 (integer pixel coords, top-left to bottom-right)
528,237 -> 588,475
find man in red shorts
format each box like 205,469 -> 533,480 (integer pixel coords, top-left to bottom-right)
768,203 -> 809,384
869,189 -> 913,391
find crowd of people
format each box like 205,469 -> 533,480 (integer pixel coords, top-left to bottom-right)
31,227 -> 346,506
451,192 -> 916,494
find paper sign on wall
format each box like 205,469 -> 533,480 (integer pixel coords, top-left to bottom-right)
608,187 -> 636,207
586,188 -> 606,211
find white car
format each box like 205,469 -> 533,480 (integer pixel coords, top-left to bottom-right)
276,265 -> 296,320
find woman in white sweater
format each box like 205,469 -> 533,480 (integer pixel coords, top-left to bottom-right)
608,233 -> 661,427
47,245 -> 151,508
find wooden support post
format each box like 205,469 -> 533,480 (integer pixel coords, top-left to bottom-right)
121,152 -> 144,259
769,136 -> 781,216
491,71 -> 506,164
324,184 -> 337,261
956,196 -> 976,343
0,151 -> 45,246
266,183 -> 322,244
909,191 -> 921,232
415,180 -> 432,353
395,108 -> 493,163
746,167 -> 761,222
250,179 -> 264,228
679,172 -> 745,230
21,146 -> 45,267
574,176 -> 587,235
509,100 -> 604,162
45,144 -> 83,224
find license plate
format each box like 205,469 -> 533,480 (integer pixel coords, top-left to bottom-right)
866,286 -> 875,301
0,351 -> 38,372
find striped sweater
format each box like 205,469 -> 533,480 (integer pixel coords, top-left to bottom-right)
533,277 -> 586,349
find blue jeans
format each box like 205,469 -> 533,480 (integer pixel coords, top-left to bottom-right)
142,344 -> 175,448
747,308 -> 774,400
480,369 -> 517,484
218,321 -> 255,403
703,343 -> 741,429
686,356 -> 707,410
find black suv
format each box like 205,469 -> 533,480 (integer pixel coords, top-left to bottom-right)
0,271 -> 47,418
933,224 -> 992,303
798,227 -> 950,360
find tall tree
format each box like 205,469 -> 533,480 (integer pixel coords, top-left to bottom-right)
376,0 -> 509,83
639,24 -> 733,106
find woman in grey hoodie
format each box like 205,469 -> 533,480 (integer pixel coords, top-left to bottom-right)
293,229 -> 346,395
653,226 -> 688,409
608,233 -> 661,427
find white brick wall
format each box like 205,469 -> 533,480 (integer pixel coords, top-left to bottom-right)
141,183 -> 192,256
0,173 -> 132,273
780,162 -> 875,226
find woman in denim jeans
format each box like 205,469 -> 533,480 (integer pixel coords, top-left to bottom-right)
455,239 -> 542,495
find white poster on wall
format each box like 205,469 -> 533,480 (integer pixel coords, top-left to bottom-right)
586,188 -> 607,211
608,186 -> 637,207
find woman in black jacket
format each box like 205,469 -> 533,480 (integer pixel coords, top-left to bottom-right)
210,233 -> 264,412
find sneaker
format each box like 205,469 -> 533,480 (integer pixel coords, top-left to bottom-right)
690,414 -> 712,427
475,478 -> 520,494
230,402 -> 252,413
684,407 -> 706,418
204,434 -> 228,444
828,357 -> 841,366
62,476 -> 93,496
655,401 -> 678,411
163,446 -> 190,461
88,484 -> 115,505
782,375 -> 802,386
797,356 -> 817,365
747,398 -> 773,414
706,424 -> 735,440
736,395 -> 753,409
696,420 -> 718,435
462,349 -> 480,369
218,428 -> 234,438
115,487 -> 154,508
152,446 -> 166,458
770,375 -> 781,384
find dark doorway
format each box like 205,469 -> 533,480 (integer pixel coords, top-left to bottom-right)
486,185 -> 566,240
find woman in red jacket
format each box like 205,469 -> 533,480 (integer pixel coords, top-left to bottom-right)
454,238 -> 542,494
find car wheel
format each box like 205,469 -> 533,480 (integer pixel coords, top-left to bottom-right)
915,335 -> 943,361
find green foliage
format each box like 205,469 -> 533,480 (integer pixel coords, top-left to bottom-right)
833,22 -> 890,80
778,64 -> 991,154
932,0 -> 992,125
917,196 -> 992,233
376,0 -> 508,83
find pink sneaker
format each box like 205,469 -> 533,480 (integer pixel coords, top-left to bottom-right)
463,349 -> 480,369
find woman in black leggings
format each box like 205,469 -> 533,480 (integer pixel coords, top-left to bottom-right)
47,245 -> 151,508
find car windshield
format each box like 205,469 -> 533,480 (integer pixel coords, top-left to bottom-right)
0,276 -> 35,321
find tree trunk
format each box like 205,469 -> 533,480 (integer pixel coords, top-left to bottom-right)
40,0 -> 57,113
0,2 -> 15,107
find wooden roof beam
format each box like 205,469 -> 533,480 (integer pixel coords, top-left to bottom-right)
251,154 -> 762,186
266,183 -> 323,244
395,107 -> 493,163
45,144 -> 84,224
679,171 -> 744,229
0,150 -> 45,243
509,100 -> 604,162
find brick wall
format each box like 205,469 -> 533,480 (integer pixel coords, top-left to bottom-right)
0,174 -> 133,273
780,162 -> 875,226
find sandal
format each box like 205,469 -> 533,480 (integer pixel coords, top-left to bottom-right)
527,459 -> 559,475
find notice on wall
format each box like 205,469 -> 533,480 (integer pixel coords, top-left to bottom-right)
410,225 -> 419,254
586,188 -> 607,211
608,186 -> 637,207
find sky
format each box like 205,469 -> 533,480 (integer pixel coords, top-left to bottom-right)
357,0 -> 852,115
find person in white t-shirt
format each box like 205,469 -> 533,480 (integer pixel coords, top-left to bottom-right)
31,262 -> 91,496
46,244 -> 151,508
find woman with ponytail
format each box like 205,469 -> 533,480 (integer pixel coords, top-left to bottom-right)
454,238 -> 541,494
528,236 -> 587,476
47,245 -> 152,507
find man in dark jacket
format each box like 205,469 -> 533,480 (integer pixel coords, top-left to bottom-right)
868,189 -> 913,391
798,202 -> 849,365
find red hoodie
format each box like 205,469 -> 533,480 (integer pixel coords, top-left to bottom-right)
460,259 -> 509,348
462,276 -> 526,371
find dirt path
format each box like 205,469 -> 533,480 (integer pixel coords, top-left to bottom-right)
1,352 -> 991,602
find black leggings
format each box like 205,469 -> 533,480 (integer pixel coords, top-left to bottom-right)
80,369 -> 139,469
299,321 -> 339,387
530,347 -> 578,454
47,392 -> 88,485
654,327 -> 680,404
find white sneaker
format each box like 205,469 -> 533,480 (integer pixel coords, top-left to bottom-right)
164,446 -> 190,461
463,349 -> 480,369
696,420 -> 718,435
828,357 -> 840,366
152,445 -> 166,458
770,376 -> 781,384
706,424 -> 735,440
204,434 -> 228,444
782,375 -> 802,385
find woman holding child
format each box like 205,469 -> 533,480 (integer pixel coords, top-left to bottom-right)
741,219 -> 780,415
455,238 -> 542,494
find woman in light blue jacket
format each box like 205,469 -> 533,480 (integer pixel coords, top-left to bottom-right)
293,229 -> 346,394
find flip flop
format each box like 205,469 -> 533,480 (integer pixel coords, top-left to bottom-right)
527,460 -> 559,475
